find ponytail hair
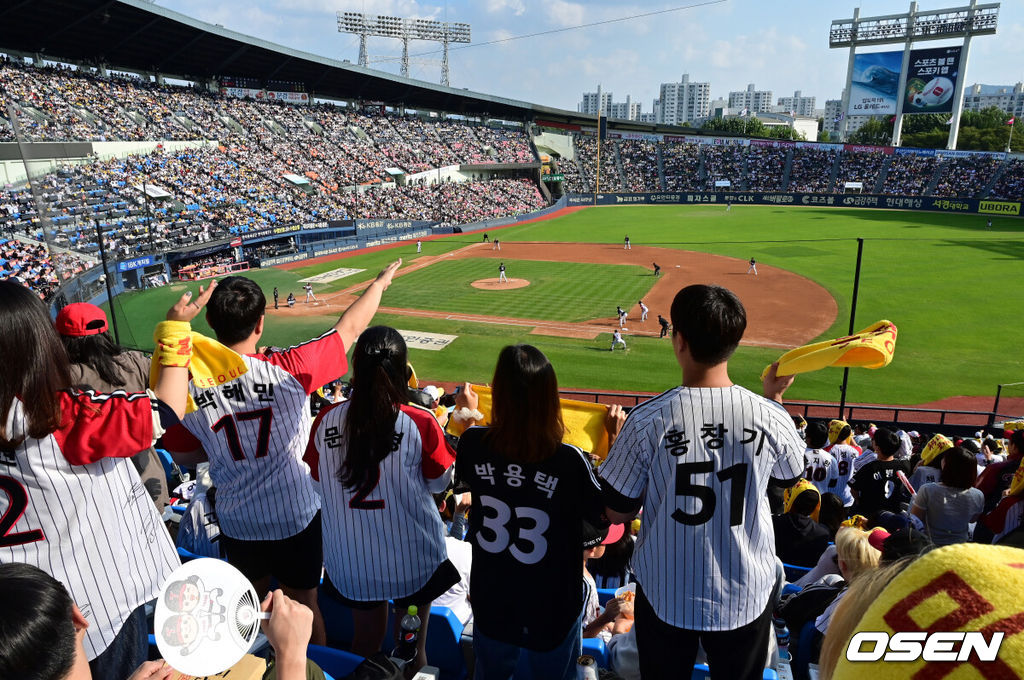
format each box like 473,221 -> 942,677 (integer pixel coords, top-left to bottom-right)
338,326 -> 409,493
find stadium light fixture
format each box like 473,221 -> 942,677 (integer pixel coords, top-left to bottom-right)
337,11 -> 471,86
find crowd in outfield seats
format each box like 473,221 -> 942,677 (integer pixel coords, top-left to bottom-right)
618,140 -> 660,193
984,158 -> 1024,201
788,147 -> 838,193
661,141 -> 702,191
880,154 -> 937,195
701,144 -> 747,190
932,155 -> 1001,198
832,150 -> 886,193
745,146 -> 789,191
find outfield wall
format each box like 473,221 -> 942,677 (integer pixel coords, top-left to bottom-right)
566,192 -> 1022,217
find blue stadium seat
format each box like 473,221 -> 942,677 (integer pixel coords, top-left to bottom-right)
792,620 -> 819,680
597,587 -> 617,606
176,545 -> 207,562
782,562 -> 812,582
317,589 -> 355,650
692,664 -> 778,679
781,583 -> 802,597
582,637 -> 609,667
306,644 -> 363,678
424,606 -> 468,680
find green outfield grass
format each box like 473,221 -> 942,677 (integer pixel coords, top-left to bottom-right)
382,258 -> 654,322
108,205 -> 1024,405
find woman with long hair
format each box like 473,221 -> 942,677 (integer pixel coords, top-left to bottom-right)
455,344 -> 620,680
0,279 -> 212,680
305,326 -> 459,671
55,302 -> 168,507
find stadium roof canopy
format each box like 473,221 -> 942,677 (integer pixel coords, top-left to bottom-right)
0,0 -> 672,131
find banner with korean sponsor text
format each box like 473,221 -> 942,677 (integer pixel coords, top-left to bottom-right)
904,46 -> 962,114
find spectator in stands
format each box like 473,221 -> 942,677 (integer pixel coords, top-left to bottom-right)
0,278 -> 211,680
455,345 -> 615,680
908,433 -> 952,492
161,261 -> 401,649
910,446 -> 983,546
812,528 -> 882,637
600,284 -> 804,680
432,489 -> 473,627
774,481 -> 831,567
307,326 -> 458,671
850,427 -> 912,518
978,437 -> 1006,468
55,302 -> 168,508
582,521 -> 632,643
978,430 -> 1024,513
817,493 -> 847,539
588,521 -> 636,589
0,562 -> 317,680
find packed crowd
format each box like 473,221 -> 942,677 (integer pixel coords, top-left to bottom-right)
0,236 -> 95,300
701,144 -> 747,190
788,148 -> 838,193
618,140 -> 660,193
879,153 -> 937,195
745,146 -> 789,192
7,273 -> 1024,680
661,141 -> 703,192
832,150 -> 887,193
932,155 -> 1002,198
572,135 -> 623,193
986,158 -> 1024,201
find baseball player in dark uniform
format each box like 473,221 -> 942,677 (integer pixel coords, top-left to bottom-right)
658,314 -> 671,338
163,260 -> 401,647
747,257 -> 758,275
652,262 -> 661,276
499,262 -> 508,283
600,284 -> 804,679
273,286 -> 279,310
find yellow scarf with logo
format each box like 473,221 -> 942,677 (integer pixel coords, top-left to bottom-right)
762,320 -> 898,380
149,329 -> 248,414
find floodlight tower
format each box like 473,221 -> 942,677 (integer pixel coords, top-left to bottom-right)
337,11 -> 471,86
829,0 -> 999,149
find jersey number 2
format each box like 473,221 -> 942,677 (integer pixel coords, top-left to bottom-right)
212,408 -> 273,461
0,476 -> 45,548
672,462 -> 749,527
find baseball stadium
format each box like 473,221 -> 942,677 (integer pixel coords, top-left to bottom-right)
2,1 -> 1024,679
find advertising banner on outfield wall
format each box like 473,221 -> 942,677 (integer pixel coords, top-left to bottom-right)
848,50 -> 903,115
904,46 -> 962,114
566,192 -> 1020,217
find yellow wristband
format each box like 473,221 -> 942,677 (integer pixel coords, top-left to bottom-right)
153,320 -> 193,368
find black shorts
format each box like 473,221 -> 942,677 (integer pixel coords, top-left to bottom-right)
220,512 -> 323,590
322,559 -> 461,611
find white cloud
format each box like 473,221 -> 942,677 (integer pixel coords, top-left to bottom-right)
547,0 -> 585,28
485,0 -> 526,16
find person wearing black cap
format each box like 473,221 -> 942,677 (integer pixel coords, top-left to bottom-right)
55,303 -> 168,508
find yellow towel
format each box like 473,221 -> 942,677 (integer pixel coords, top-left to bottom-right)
829,419 -> 851,446
446,384 -> 615,459
832,543 -> 1024,679
920,434 -> 954,465
150,332 -> 248,414
761,320 -> 898,380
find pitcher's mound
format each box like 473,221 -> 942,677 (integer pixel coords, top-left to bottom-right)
471,278 -> 530,290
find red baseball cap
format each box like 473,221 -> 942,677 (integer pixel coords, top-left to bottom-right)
55,303 -> 109,336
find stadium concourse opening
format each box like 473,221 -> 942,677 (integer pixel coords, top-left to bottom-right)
269,237 -> 838,346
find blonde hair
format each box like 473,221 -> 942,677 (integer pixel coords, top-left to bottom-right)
835,527 -> 880,582
818,558 -> 915,680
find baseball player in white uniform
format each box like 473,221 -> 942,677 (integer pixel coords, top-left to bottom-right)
639,300 -> 649,322
498,262 -> 508,283
416,239 -> 422,253
303,282 -> 317,303
611,329 -> 627,351
600,284 -> 803,680
163,260 -> 401,647
747,257 -> 758,275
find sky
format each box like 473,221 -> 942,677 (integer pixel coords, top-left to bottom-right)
154,0 -> 1024,114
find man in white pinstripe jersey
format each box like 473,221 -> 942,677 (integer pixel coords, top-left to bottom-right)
163,260 -> 401,646
600,284 -> 804,680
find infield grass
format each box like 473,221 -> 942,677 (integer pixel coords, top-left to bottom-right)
109,205 -> 1024,405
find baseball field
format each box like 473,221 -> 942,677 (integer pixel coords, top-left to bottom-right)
108,204 -> 1024,407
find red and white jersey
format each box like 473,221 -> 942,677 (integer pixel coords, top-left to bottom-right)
163,331 -> 348,541
304,402 -> 455,602
0,392 -> 178,660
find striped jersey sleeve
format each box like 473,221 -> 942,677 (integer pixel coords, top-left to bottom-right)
262,330 -> 347,395
398,404 -> 456,480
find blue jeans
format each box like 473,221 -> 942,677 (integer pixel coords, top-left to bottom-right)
473,610 -> 583,680
88,603 -> 148,680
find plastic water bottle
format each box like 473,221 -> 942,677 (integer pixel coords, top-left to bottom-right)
777,624 -> 791,661
393,605 -> 422,667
